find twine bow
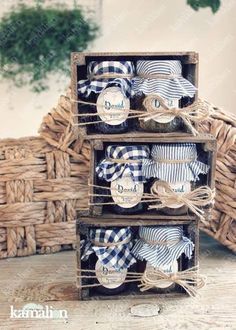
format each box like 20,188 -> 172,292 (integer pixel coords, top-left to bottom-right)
147,181 -> 215,222
70,96 -> 210,135
77,265 -> 205,297
138,266 -> 205,297
141,95 -> 210,136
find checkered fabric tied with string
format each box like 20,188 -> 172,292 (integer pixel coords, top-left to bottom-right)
81,227 -> 136,270
96,145 -> 150,182
78,61 -> 134,98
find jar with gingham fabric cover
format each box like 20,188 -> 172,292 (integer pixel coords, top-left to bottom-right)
78,61 -> 135,134
96,145 -> 150,214
81,227 -> 136,295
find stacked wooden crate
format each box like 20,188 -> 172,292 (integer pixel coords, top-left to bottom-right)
71,52 -> 216,300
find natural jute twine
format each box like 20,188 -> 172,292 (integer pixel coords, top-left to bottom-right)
70,96 -> 210,135
90,237 -> 131,247
87,73 -> 134,80
87,72 -> 178,80
88,182 -> 215,223
141,238 -> 181,246
147,181 -> 215,223
77,265 -> 205,297
142,94 -> 210,135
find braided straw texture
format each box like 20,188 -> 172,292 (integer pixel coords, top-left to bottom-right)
0,89 -> 235,258
199,102 -> 236,253
0,89 -> 90,258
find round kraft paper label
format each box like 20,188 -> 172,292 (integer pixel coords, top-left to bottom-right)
151,98 -> 179,123
96,86 -> 130,125
158,182 -> 191,208
110,175 -> 144,208
95,260 -> 127,289
145,260 -> 178,289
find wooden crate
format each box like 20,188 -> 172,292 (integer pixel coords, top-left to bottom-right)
85,134 -> 216,218
76,217 -> 199,300
71,51 -> 199,139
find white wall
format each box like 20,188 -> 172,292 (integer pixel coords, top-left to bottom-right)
0,0 -> 235,138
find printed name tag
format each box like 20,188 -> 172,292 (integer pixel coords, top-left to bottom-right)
145,260 -> 178,289
110,175 -> 144,208
97,86 -> 130,125
95,260 -> 127,289
158,182 -> 191,208
151,98 -> 179,123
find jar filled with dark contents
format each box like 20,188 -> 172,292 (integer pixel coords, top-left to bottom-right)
132,60 -> 197,133
77,61 -> 136,134
142,143 -> 209,215
81,227 -> 136,295
96,145 -> 150,215
132,226 -> 194,293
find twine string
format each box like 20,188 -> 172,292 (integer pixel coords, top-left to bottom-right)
137,73 -> 181,80
142,95 -> 210,135
149,181 -> 215,221
152,157 -> 197,164
70,97 -> 210,134
88,182 -> 215,220
87,73 -> 134,80
90,236 -> 131,247
141,238 -> 181,246
76,265 -> 205,297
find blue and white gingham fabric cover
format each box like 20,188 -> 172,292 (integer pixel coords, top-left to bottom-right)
142,143 -> 209,183
132,60 -> 197,100
96,145 -> 150,183
81,227 -> 136,270
77,61 -> 134,98
132,226 -> 194,268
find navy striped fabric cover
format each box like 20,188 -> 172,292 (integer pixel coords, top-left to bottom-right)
132,60 -> 197,100
132,226 -> 194,268
142,143 -> 209,183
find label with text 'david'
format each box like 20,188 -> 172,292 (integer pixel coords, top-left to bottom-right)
110,175 -> 144,208
97,86 -> 130,125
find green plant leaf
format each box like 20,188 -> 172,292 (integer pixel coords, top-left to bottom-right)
0,4 -> 98,92
187,0 -> 221,13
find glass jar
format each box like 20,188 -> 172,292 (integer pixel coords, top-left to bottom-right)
149,179 -> 196,215
78,61 -> 135,134
142,143 -> 209,215
135,93 -> 183,133
132,60 -> 197,133
96,145 -> 150,215
132,226 -> 194,292
82,227 -> 136,295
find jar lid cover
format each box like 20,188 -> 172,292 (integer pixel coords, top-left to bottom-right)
78,61 -> 134,98
132,226 -> 194,268
132,60 -> 197,100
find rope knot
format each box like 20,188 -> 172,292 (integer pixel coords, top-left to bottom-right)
149,181 -> 215,222
142,95 -> 210,135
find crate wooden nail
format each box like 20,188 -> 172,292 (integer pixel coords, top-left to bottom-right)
71,51 -> 200,138
76,217 -> 200,301
85,134 -> 216,219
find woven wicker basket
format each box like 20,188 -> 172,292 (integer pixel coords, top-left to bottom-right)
199,103 -> 236,253
0,90 -> 235,258
0,91 -> 90,258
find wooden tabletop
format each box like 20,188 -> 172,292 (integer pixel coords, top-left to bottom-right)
0,233 -> 236,330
